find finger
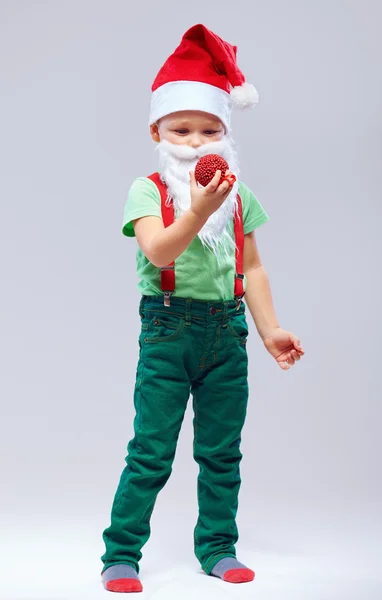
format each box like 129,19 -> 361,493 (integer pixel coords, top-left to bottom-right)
292,336 -> 304,354
279,360 -> 290,370
286,353 -> 295,366
218,179 -> 230,194
189,170 -> 197,190
219,176 -> 234,194
291,350 -> 301,362
206,170 -> 221,191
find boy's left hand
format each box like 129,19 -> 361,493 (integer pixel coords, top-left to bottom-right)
263,328 -> 305,370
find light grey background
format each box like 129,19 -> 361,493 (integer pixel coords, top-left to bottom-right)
1,1 -> 381,599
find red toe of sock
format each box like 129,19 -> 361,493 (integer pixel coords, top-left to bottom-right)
106,578 -> 143,593
223,568 -> 255,583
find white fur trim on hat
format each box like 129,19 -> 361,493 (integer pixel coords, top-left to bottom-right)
149,81 -> 233,131
230,83 -> 259,108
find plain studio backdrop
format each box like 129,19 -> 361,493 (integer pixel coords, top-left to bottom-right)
0,1 -> 381,599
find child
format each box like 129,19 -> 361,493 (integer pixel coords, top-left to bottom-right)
101,23 -> 304,593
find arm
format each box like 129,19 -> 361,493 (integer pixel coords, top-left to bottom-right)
244,231 -> 305,369
133,211 -> 207,268
133,170 -> 233,267
243,231 -> 279,340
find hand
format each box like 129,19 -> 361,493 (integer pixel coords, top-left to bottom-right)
263,328 -> 305,370
189,169 -> 234,221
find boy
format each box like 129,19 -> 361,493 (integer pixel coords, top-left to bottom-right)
101,23 -> 304,593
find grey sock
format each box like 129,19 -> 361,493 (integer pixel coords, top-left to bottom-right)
102,564 -> 140,588
211,557 -> 247,578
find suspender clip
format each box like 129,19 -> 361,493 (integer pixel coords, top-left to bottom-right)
235,291 -> 245,310
164,291 -> 172,307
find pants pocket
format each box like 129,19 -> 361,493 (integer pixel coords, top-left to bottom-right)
143,312 -> 185,343
226,313 -> 248,345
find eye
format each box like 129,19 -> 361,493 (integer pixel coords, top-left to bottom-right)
204,130 -> 219,135
174,129 -> 189,135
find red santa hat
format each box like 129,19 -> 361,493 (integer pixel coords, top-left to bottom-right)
149,24 -> 259,131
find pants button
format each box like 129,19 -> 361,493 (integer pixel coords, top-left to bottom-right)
210,307 -> 216,316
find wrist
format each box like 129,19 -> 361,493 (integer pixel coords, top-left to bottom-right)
188,208 -> 209,227
260,325 -> 281,341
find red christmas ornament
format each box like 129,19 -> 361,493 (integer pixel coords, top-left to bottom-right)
194,154 -> 236,187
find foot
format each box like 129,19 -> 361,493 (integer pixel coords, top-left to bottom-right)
102,565 -> 143,593
211,557 -> 255,583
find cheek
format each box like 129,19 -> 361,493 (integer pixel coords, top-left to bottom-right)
204,132 -> 224,143
162,131 -> 185,145
166,133 -> 189,145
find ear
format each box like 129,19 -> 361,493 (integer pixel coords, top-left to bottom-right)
150,123 -> 160,143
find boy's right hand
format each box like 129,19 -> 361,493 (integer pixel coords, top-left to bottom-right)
189,170 -> 234,221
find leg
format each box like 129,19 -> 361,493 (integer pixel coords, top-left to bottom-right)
101,312 -> 190,581
192,310 -> 252,578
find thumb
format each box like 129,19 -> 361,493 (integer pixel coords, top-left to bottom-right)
189,170 -> 197,189
278,359 -> 290,371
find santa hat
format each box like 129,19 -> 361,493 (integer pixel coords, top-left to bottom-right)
149,24 -> 258,131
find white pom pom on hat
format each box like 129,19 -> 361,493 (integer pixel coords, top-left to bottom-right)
149,24 -> 259,131
230,82 -> 259,108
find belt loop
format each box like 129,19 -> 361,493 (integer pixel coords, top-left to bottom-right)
185,298 -> 191,326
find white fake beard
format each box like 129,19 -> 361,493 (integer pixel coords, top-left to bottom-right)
156,136 -> 240,256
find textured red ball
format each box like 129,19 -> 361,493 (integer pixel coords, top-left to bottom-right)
195,154 -> 230,187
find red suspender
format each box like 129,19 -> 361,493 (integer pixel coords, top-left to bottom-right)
234,195 -> 245,299
147,173 -> 175,305
147,173 -> 245,304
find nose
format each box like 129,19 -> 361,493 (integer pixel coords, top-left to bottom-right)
189,133 -> 202,148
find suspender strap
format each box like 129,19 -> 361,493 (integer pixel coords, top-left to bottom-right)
147,173 -> 175,298
233,194 -> 245,300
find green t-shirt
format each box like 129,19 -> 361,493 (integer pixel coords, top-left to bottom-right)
123,177 -> 269,301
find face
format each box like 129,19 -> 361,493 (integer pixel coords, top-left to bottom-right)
150,110 -> 225,147
152,110 -> 238,254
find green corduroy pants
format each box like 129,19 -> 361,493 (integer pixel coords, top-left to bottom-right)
102,295 -> 249,575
